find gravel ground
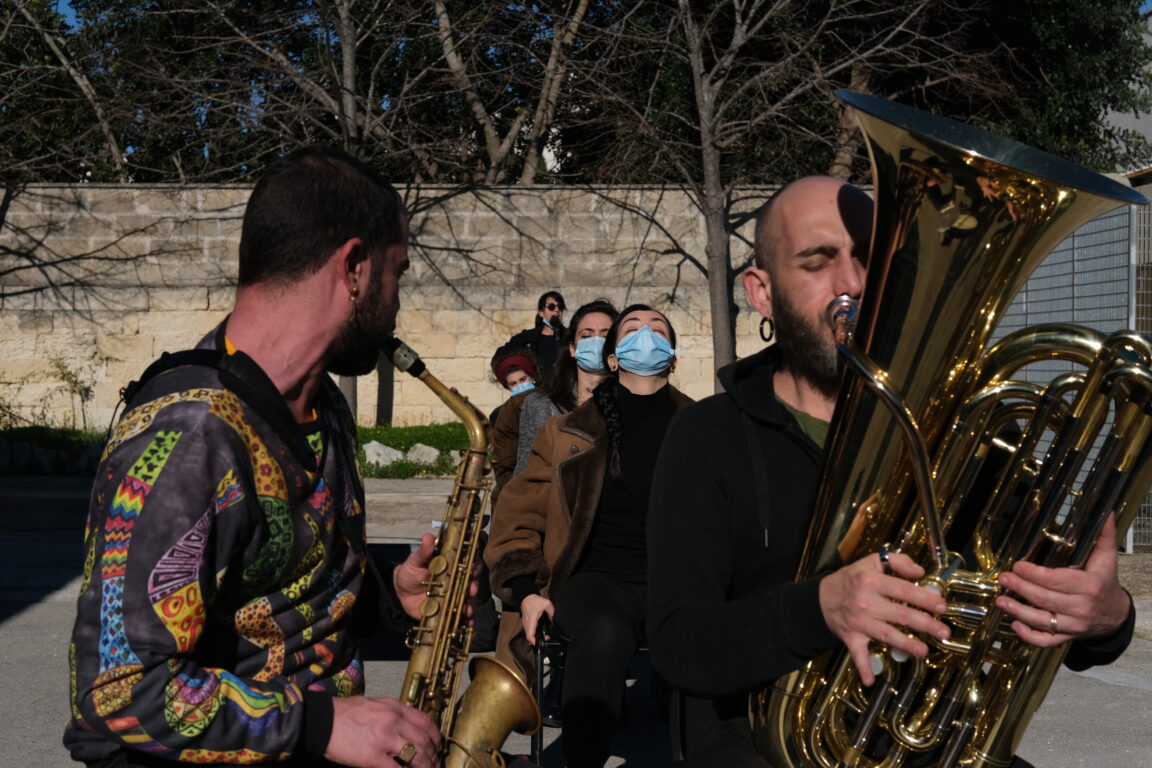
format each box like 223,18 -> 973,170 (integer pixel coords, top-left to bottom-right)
1119,552 -> 1152,599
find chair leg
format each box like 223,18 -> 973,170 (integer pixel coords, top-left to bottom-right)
539,644 -> 565,728
531,641 -> 544,764
531,626 -> 568,763
669,687 -> 688,763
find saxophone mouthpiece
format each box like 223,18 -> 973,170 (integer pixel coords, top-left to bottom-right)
382,337 -> 426,378
826,295 -> 859,346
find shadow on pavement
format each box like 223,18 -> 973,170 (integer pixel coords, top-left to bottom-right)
0,476 -> 92,625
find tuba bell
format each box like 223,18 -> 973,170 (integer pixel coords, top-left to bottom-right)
750,91 -> 1151,768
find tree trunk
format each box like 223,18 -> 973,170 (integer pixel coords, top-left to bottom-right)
680,0 -> 737,385
16,0 -> 126,181
339,376 -> 357,419
337,0 -> 360,150
519,0 -> 590,184
828,65 -> 870,180
705,200 -> 735,388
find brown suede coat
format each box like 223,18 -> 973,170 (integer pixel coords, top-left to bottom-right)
485,385 -> 692,677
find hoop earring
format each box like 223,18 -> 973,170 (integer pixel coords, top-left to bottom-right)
759,317 -> 776,344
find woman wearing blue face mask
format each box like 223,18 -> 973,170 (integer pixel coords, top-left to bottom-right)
471,344 -> 541,654
488,300 -> 618,717
491,300 -> 619,501
487,344 -> 539,428
487,304 -> 693,768
515,299 -> 619,473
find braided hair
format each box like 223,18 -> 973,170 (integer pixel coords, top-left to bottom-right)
592,376 -> 624,479
592,303 -> 677,480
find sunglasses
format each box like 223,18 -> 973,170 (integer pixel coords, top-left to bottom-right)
545,303 -> 564,311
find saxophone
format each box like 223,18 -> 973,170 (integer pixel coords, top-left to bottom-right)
383,338 -> 540,768
750,92 -> 1152,767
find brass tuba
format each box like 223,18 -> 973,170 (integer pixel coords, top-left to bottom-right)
750,91 -> 1151,767
383,338 -> 540,768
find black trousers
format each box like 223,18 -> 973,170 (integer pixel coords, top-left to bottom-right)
87,751 -> 346,767
553,570 -> 646,768
89,749 -> 541,768
679,721 -> 1039,768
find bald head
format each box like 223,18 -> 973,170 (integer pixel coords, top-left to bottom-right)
754,176 -> 874,274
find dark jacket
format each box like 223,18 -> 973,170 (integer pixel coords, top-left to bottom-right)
487,384 -> 693,676
506,317 -> 564,377
647,346 -> 836,750
647,345 -> 1136,759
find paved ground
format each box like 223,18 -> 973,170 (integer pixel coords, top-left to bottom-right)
3,476 -> 1150,767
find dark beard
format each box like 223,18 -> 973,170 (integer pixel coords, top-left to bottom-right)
771,285 -> 844,400
328,280 -> 395,377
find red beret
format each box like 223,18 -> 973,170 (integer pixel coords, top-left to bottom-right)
495,354 -> 538,383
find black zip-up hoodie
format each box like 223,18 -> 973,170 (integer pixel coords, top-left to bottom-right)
647,344 -> 1135,759
647,345 -> 837,751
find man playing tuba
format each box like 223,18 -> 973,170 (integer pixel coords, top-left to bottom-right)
646,175 -> 1137,768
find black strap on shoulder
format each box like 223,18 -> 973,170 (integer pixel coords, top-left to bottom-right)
219,350 -> 321,470
119,347 -> 318,471
120,349 -> 223,406
114,336 -> 391,608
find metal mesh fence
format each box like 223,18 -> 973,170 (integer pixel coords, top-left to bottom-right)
995,202 -> 1152,553
1134,197 -> 1152,552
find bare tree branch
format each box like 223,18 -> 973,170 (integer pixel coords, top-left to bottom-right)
13,0 -> 126,181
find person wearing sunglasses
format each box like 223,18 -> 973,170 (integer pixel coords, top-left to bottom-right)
505,290 -> 568,377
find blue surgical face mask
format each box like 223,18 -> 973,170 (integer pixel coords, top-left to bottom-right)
574,336 -> 607,373
509,381 -> 536,396
612,325 -> 675,376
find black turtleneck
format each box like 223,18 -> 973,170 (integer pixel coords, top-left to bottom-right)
578,383 -> 677,583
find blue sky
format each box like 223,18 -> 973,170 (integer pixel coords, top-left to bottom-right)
53,1 -> 1152,26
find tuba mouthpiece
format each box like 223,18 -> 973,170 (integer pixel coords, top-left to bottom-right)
826,294 -> 859,346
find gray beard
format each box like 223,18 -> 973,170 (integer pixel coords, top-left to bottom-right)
771,286 -> 844,400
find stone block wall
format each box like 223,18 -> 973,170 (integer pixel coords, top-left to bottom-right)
0,184 -> 771,429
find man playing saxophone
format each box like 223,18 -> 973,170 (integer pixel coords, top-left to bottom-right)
66,146 -> 446,768
647,175 -> 1137,767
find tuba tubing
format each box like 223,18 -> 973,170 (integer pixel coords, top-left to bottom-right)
751,92 -> 1151,768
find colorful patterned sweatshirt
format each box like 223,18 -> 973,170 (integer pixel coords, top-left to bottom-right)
65,328 -> 401,764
